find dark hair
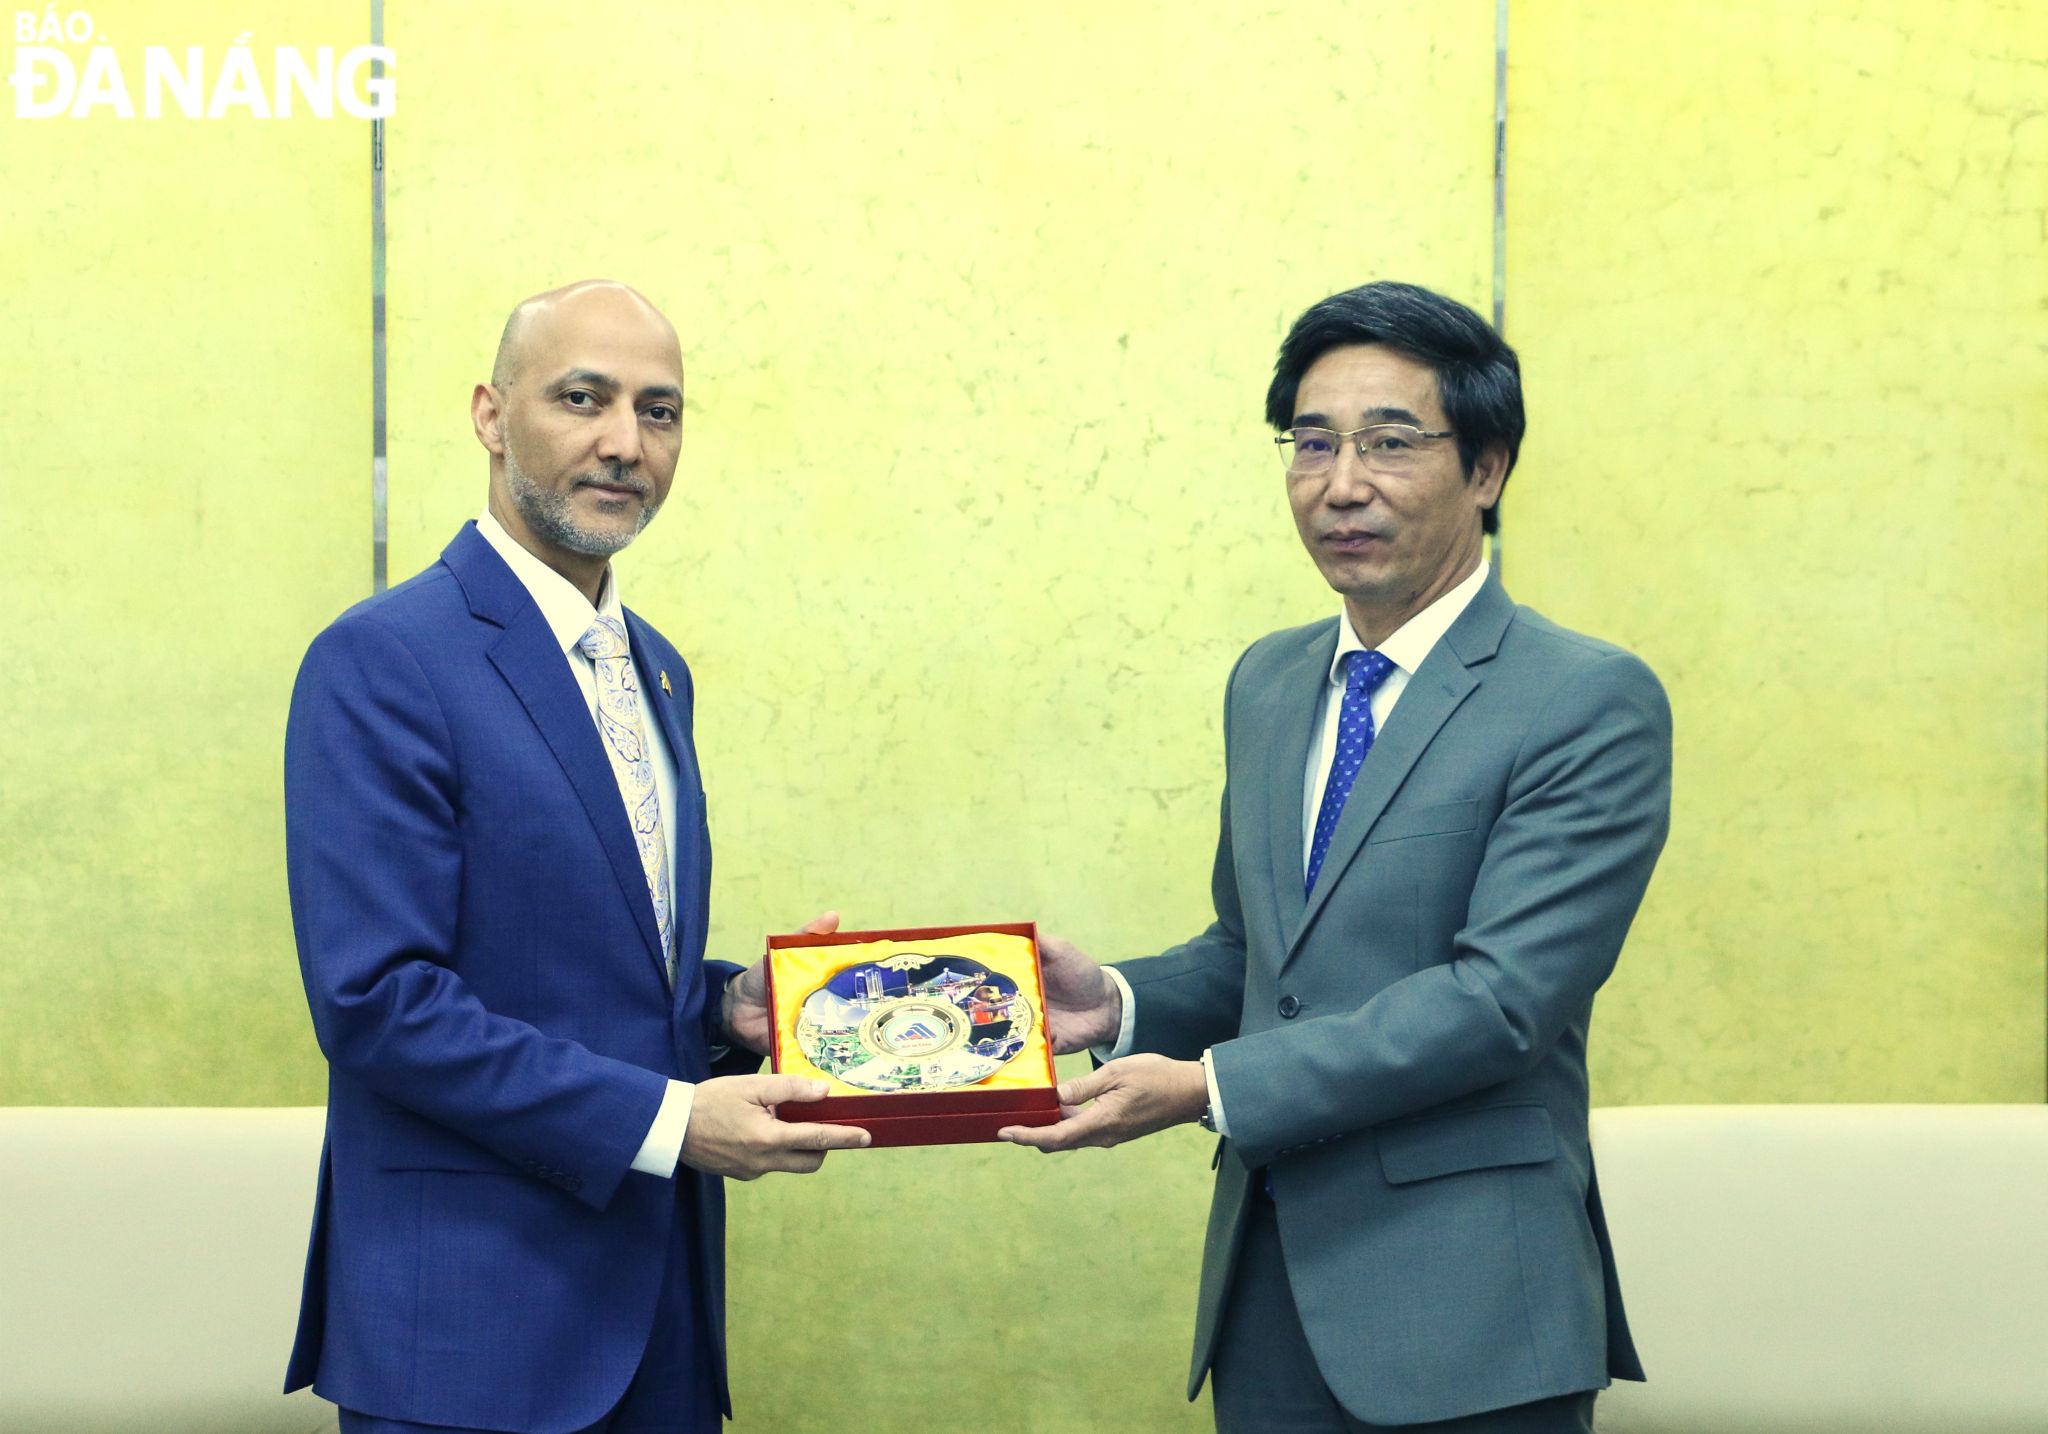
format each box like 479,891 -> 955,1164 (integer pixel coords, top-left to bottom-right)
1264,282 -> 1522,534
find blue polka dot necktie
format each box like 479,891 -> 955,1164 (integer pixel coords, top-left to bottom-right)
1305,649 -> 1398,894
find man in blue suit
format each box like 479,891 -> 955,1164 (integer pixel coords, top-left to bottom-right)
1004,283 -> 1670,1432
284,280 -> 868,1433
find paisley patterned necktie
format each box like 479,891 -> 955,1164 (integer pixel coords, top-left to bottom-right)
577,616 -> 673,981
1305,649 -> 1398,894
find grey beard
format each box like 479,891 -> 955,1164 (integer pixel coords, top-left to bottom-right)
503,450 -> 659,559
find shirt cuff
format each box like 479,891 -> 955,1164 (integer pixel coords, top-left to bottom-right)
1201,1048 -> 1230,1137
1093,966 -> 1139,1062
630,1079 -> 696,1177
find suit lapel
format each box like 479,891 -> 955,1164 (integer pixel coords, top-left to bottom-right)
625,609 -> 709,990
624,614 -> 700,799
442,526 -> 670,983
1282,575 -> 1515,966
1259,623 -> 1340,948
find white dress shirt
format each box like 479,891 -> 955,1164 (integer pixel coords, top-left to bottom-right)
1299,560 -> 1490,867
475,511 -> 696,1176
1102,562 -> 1492,1136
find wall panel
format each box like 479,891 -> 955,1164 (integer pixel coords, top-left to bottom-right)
1507,0 -> 2046,1104
3,0 -> 2038,1426
0,0 -> 371,1104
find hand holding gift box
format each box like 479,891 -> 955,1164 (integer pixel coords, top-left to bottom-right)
1029,929 -> 1127,1052
721,909 -> 839,1055
995,932 -> 1210,1152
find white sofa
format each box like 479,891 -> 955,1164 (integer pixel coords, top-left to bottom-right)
0,1106 -> 334,1432
5,1104 -> 2045,1431
1591,1104 -> 2048,1432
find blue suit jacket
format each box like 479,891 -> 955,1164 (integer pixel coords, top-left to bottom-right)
282,523 -> 752,1432
1119,575 -> 1669,1425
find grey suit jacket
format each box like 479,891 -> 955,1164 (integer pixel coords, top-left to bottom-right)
1117,573 -> 1669,1426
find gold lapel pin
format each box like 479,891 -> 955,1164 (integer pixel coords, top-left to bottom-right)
659,671 -> 672,698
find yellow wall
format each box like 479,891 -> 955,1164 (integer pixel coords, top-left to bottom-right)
0,0 -> 367,1104
2,1 -> 2042,1430
1509,0 -> 2047,1104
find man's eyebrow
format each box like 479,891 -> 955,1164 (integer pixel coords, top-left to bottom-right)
547,368 -> 622,395
636,384 -> 683,405
1362,405 -> 1426,426
1289,406 -> 1427,428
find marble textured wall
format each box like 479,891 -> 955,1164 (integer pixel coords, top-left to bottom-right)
0,0 -> 369,1104
1508,0 -> 2046,1106
1,1 -> 2040,1430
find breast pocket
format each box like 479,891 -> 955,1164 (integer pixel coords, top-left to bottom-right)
1365,798 -> 1479,847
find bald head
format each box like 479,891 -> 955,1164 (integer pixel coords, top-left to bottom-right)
491,279 -> 680,390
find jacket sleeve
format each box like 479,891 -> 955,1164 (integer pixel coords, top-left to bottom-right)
1209,651 -> 1672,1168
285,614 -> 667,1211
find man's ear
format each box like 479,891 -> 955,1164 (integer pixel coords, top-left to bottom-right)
472,383 -> 506,454
1470,441 -> 1509,509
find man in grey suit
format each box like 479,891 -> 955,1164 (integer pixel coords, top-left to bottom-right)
1001,282 -> 1669,1433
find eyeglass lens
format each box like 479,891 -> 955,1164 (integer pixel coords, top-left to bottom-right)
1281,426 -> 1431,475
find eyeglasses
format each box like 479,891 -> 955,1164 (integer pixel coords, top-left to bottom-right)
1275,423 -> 1454,476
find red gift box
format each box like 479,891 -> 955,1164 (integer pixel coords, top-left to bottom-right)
766,922 -> 1061,1148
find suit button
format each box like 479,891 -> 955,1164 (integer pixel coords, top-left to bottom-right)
1277,995 -> 1301,1019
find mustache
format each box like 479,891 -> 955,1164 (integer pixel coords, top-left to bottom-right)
573,463 -> 650,498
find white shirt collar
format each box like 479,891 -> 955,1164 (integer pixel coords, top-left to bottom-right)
474,509 -> 625,655
1328,559 -> 1491,685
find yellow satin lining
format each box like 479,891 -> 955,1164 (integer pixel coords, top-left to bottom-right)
770,932 -> 1056,1094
